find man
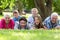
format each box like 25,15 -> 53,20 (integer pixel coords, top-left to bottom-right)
43,12 -> 60,29
14,17 -> 29,30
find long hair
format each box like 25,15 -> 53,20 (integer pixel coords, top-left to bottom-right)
34,16 -> 44,29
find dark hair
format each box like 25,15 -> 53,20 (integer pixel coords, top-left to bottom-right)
34,16 -> 44,29
19,17 -> 27,23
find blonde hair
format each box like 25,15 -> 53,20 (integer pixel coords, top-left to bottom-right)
31,8 -> 38,13
34,16 -> 44,28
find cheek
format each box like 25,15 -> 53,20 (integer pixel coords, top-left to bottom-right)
32,11 -> 36,14
14,14 -> 17,16
20,23 -> 26,26
6,18 -> 10,21
52,19 -> 57,21
35,20 -> 40,23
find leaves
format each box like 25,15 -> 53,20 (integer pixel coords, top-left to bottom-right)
0,0 -> 15,10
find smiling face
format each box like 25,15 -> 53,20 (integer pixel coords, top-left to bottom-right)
34,17 -> 40,25
13,12 -> 19,18
31,8 -> 38,17
5,15 -> 10,24
19,20 -> 27,28
51,16 -> 58,23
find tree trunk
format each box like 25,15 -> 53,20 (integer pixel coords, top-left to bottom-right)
0,9 -> 3,15
15,0 -> 23,15
34,0 -> 52,21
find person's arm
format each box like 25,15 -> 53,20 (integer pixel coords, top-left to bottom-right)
0,19 -> 4,29
11,20 -> 15,29
55,20 -> 60,29
14,22 -> 19,30
44,21 -> 51,29
0,21 -> 2,29
27,17 -> 33,29
43,26 -> 48,29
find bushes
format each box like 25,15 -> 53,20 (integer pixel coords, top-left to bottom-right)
53,0 -> 60,14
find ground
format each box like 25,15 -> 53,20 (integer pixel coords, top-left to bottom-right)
0,29 -> 60,40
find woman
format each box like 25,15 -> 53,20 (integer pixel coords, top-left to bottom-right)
27,8 -> 39,29
0,14 -> 15,29
32,16 -> 46,29
14,17 -> 29,30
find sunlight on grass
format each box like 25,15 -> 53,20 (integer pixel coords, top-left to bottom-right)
0,30 -> 60,40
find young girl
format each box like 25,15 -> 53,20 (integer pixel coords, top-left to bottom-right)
33,16 -> 45,29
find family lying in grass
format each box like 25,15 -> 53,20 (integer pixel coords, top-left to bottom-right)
0,8 -> 60,30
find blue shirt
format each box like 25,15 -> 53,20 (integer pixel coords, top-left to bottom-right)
43,16 -> 60,29
13,16 -> 21,22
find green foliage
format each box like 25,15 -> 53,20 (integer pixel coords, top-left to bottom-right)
0,0 -> 15,10
0,0 -> 9,9
9,0 -> 15,10
1,0 -> 60,14
21,0 -> 35,10
53,0 -> 60,14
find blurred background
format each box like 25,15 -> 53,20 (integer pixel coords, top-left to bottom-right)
0,0 -> 60,20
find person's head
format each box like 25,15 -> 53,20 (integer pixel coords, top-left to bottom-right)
34,16 -> 42,25
31,8 -> 38,17
4,14 -> 11,23
13,10 -> 19,18
34,16 -> 44,28
19,17 -> 27,27
51,12 -> 58,23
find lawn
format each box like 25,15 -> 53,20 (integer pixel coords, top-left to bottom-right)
0,29 -> 60,40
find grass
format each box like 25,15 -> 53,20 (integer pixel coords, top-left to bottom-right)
0,29 -> 60,40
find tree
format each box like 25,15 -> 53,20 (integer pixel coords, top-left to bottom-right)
34,0 -> 52,21
15,0 -> 23,15
0,0 -> 15,15
53,0 -> 60,14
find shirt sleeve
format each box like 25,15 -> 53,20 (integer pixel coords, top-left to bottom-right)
57,20 -> 60,26
14,22 -> 19,30
11,20 -> 15,29
0,20 -> 2,29
43,20 -> 51,29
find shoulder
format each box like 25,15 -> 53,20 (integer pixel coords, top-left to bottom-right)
1,19 -> 5,21
45,16 -> 50,21
44,16 -> 50,23
27,15 -> 33,21
10,19 -> 15,23
28,15 -> 33,19
10,19 -> 14,21
14,23 -> 19,29
1,19 -> 5,22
